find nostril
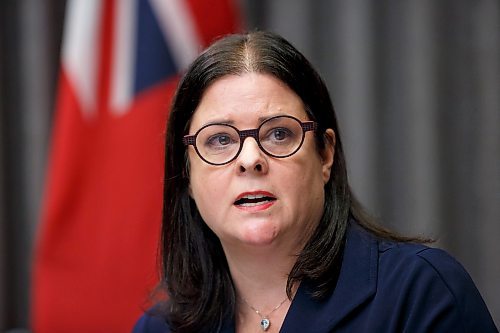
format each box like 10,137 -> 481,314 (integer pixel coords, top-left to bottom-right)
255,164 -> 262,172
239,165 -> 246,173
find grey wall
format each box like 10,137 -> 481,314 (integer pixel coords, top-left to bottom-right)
0,0 -> 65,331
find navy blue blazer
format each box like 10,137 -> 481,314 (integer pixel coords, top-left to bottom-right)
132,223 -> 498,332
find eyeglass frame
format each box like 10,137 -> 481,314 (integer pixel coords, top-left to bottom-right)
182,115 -> 318,166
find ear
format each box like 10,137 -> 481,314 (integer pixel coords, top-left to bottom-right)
320,129 -> 335,184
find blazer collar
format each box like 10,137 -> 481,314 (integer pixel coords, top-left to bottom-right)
280,222 -> 378,332
220,222 -> 378,333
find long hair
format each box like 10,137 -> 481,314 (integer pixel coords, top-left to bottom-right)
159,31 -> 424,332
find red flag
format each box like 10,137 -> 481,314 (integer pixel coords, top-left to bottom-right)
32,1 -> 240,332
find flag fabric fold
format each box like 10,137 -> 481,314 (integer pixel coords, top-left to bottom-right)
32,1 -> 240,331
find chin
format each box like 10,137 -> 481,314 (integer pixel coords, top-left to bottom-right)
239,223 -> 279,246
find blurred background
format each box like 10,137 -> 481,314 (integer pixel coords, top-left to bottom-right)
1,0 -> 498,331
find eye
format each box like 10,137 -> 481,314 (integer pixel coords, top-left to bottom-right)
206,133 -> 235,147
264,127 -> 294,143
272,128 -> 290,141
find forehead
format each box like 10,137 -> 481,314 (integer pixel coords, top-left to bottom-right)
189,73 -> 307,130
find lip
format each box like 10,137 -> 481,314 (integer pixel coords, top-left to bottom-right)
235,190 -> 276,201
234,190 -> 277,212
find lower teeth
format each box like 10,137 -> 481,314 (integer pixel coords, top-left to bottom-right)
239,200 -> 270,207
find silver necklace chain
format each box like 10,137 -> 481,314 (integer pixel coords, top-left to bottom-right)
240,296 -> 289,331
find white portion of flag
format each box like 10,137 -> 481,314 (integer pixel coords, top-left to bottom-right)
110,0 -> 137,115
61,0 -> 201,117
149,0 -> 201,70
62,0 -> 101,117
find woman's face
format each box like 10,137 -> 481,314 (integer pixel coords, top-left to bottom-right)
187,73 -> 334,252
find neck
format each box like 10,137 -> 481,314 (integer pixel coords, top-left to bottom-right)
222,241 -> 299,303
221,241 -> 300,332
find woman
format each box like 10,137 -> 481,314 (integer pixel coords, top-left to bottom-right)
133,31 -> 497,332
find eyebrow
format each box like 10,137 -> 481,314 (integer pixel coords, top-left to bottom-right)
199,113 -> 291,128
202,119 -> 235,126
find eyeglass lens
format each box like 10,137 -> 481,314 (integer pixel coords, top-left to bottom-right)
194,116 -> 306,165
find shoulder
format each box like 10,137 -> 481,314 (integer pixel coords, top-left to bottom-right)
373,237 -> 497,331
132,312 -> 170,333
377,239 -> 475,297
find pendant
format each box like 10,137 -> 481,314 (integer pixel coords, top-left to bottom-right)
260,318 -> 270,331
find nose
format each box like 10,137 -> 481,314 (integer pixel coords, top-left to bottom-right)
236,137 -> 268,174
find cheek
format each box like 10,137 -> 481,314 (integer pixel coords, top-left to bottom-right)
296,146 -> 325,185
280,156 -> 325,202
189,162 -> 230,213
190,172 -> 215,203
189,174 -> 218,226
188,157 -> 209,201
299,156 -> 326,203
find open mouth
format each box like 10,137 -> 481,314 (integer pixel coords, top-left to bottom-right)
234,194 -> 277,207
